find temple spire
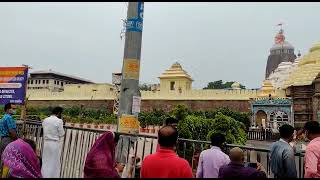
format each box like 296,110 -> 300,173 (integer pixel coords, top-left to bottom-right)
275,23 -> 285,44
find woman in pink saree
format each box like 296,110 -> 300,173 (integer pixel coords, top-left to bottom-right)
1,139 -> 42,178
84,131 -> 120,178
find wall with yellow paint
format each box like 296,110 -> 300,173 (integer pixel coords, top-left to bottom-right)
26,62 -> 287,101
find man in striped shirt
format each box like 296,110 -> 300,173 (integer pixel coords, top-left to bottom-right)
304,121 -> 320,178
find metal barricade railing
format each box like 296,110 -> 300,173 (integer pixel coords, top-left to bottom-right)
20,122 -> 305,178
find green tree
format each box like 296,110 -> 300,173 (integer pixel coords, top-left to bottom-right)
214,108 -> 250,130
176,113 -> 247,164
208,113 -> 247,145
170,104 -> 189,121
203,80 -> 246,89
177,113 -> 247,145
138,112 -> 148,128
139,83 -> 152,91
203,80 -> 224,89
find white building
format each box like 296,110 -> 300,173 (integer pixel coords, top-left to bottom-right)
27,70 -> 93,92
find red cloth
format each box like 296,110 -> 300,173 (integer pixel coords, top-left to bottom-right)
141,149 -> 194,178
84,131 -> 120,178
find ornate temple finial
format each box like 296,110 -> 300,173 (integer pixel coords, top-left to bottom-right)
275,23 -> 285,44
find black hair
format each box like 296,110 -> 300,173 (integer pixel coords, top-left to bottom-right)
4,103 -> 13,112
165,117 -> 178,126
279,124 -> 295,139
210,133 -> 226,147
23,138 -> 36,152
158,125 -> 178,148
304,121 -> 320,134
52,107 -> 63,115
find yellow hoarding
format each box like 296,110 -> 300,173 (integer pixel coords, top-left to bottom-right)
123,59 -> 140,80
119,115 -> 140,134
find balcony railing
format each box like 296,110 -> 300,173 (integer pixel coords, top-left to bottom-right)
15,121 -> 305,178
247,129 -> 278,141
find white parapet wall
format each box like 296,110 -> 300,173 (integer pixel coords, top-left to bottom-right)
141,89 -> 286,100
27,86 -> 286,101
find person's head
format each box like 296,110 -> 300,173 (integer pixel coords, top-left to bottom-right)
164,117 -> 178,128
210,133 -> 226,148
84,131 -> 120,178
158,125 -> 178,149
279,124 -> 295,142
229,147 -> 245,163
4,103 -> 16,115
52,107 -> 63,119
304,121 -> 320,141
23,139 -> 37,153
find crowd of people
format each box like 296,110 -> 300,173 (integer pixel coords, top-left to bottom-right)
1,102 -> 320,178
0,103 -> 65,178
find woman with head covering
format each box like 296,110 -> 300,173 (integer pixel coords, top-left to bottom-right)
1,139 -> 42,178
84,131 -> 121,178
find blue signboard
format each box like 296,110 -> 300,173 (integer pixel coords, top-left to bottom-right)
137,1 -> 144,19
0,67 -> 28,105
126,18 -> 143,32
126,2 -> 144,32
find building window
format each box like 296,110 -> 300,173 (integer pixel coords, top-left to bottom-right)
57,81 -> 60,85
31,80 -> 33,84
61,82 -> 64,87
43,80 -> 45,84
170,81 -> 175,90
46,80 -> 49,84
54,80 -> 56,85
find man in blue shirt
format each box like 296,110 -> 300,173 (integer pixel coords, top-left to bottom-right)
0,103 -> 18,157
270,124 -> 297,178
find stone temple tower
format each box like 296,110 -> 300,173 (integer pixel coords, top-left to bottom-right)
265,27 -> 296,79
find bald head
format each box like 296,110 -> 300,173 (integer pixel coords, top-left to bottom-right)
229,147 -> 244,162
158,125 -> 178,148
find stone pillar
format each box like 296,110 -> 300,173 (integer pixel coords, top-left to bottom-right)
312,73 -> 320,121
266,112 -> 271,128
252,111 -> 256,126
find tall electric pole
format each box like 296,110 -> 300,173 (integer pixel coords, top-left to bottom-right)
117,1 -> 144,131
115,1 -> 144,165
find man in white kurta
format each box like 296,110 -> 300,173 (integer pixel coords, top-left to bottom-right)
41,107 -> 65,178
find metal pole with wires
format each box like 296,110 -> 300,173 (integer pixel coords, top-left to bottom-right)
117,1 -> 144,132
115,1 -> 144,168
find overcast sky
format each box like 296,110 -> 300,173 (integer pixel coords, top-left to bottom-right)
1,2 -> 320,89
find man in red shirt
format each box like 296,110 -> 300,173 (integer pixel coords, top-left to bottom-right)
141,125 -> 193,178
156,117 -> 178,152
